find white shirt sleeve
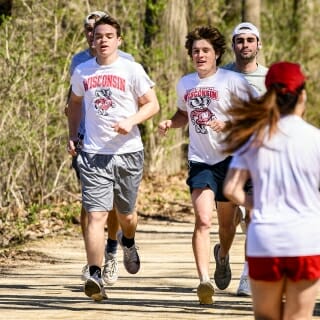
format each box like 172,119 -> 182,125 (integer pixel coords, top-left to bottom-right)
132,63 -> 155,97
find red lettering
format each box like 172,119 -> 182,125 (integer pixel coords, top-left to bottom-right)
82,74 -> 126,92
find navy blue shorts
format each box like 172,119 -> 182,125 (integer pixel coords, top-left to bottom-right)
244,179 -> 253,195
186,157 -> 232,202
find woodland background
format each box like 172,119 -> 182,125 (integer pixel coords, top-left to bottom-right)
0,0 -> 319,246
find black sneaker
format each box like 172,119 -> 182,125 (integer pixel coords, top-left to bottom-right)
213,243 -> 231,290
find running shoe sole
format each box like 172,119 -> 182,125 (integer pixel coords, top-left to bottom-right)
84,278 -> 105,301
197,282 -> 215,304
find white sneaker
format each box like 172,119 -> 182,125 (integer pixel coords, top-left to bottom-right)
81,264 -> 90,281
237,275 -> 251,296
102,253 -> 119,285
84,271 -> 108,301
117,231 -> 140,274
197,281 -> 215,305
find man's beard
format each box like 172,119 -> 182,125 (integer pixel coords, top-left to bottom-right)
239,51 -> 257,62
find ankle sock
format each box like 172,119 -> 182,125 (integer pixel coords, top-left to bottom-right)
106,238 -> 118,254
122,235 -> 134,248
89,265 -> 101,277
200,275 -> 210,282
241,261 -> 249,277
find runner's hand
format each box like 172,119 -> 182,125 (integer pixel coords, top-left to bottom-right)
158,120 -> 172,136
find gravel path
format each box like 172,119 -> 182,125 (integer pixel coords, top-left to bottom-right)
1,219 -> 319,319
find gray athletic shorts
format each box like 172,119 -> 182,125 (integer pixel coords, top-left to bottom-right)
77,150 -> 144,214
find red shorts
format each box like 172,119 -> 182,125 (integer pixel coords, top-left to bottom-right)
248,255 -> 320,281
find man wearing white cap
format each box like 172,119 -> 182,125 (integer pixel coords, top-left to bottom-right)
66,11 -> 134,288
224,22 -> 268,95
223,22 -> 268,297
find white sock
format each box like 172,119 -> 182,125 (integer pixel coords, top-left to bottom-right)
200,275 -> 210,282
241,261 -> 249,277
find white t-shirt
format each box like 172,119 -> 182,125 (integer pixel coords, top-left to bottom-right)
70,48 -> 134,76
177,68 -> 252,165
69,49 -> 135,136
71,56 -> 154,154
230,115 -> 320,257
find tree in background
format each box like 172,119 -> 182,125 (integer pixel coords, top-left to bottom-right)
141,0 -> 189,173
0,0 -> 319,214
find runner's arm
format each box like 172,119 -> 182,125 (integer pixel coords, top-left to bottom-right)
67,92 -> 83,155
223,168 -> 252,210
158,109 -> 188,136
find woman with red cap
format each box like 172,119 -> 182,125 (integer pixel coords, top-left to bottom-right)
223,61 -> 320,319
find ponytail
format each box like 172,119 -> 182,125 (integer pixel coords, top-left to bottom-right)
223,89 -> 280,154
223,83 -> 305,154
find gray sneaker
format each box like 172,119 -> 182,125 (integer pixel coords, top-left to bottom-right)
213,243 -> 231,290
237,275 -> 251,296
81,264 -> 90,281
84,271 -> 108,301
197,281 -> 215,305
102,253 -> 119,285
117,231 -> 140,274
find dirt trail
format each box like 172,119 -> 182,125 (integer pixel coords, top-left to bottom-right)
1,219 -> 320,320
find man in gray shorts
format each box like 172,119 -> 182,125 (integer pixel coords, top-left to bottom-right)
67,15 -> 159,301
66,10 -> 135,286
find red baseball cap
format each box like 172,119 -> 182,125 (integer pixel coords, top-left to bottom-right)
265,61 -> 306,94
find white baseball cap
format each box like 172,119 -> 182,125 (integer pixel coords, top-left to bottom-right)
232,22 -> 260,39
84,11 -> 108,26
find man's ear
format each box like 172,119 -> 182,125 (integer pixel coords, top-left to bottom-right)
258,41 -> 262,50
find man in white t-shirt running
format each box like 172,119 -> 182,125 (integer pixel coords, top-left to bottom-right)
223,22 -> 268,297
66,11 -> 135,286
158,26 -> 252,305
67,15 -> 159,301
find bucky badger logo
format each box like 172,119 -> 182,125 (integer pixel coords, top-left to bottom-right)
94,88 -> 115,116
189,96 -> 216,134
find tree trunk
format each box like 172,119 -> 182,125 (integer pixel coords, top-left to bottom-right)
242,0 -> 265,65
143,0 -> 189,174
224,0 -> 242,24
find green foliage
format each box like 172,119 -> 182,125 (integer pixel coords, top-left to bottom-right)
144,0 -> 166,36
28,204 -> 41,224
0,202 -> 80,247
59,203 -> 80,224
261,0 -> 320,126
0,0 -> 319,224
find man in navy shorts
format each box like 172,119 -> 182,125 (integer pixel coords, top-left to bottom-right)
158,26 -> 253,304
